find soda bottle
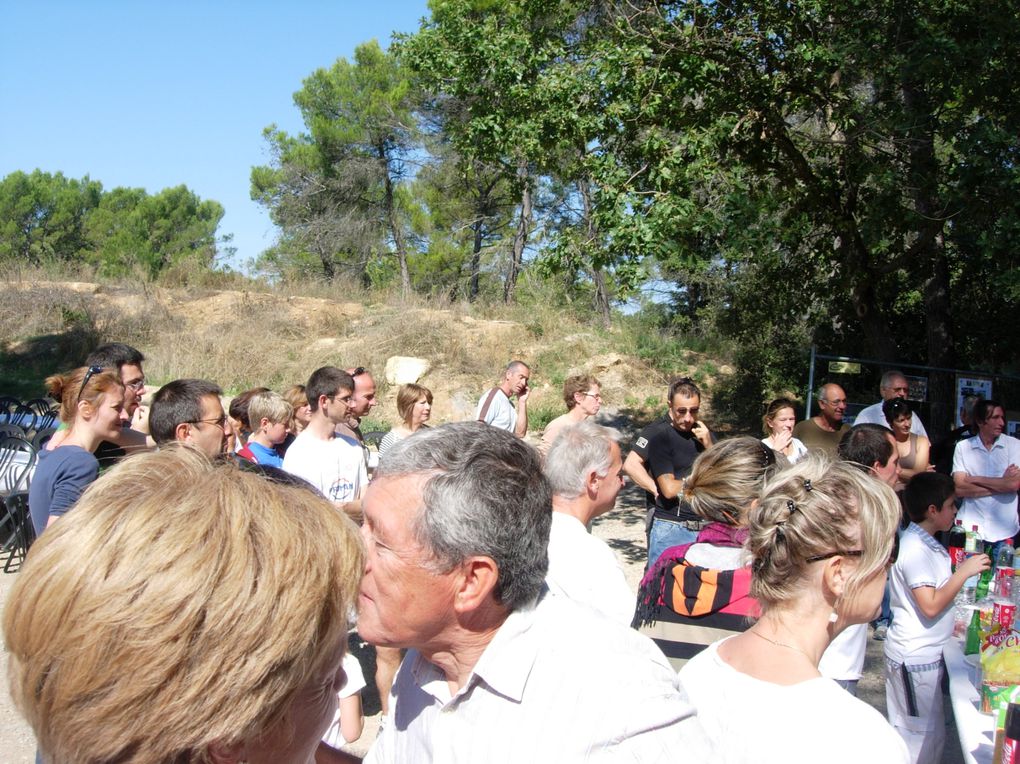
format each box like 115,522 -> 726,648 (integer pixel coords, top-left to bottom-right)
967,525 -> 981,553
967,609 -> 983,655
949,520 -> 967,571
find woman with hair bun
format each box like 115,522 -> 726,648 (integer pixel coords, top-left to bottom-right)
635,437 -> 782,669
677,453 -> 908,763
28,365 -> 128,535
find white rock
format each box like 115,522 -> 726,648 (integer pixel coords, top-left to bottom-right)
385,356 -> 430,385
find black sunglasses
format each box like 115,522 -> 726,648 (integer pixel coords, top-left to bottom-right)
77,365 -> 105,402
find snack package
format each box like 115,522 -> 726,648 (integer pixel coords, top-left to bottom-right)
981,613 -> 1020,714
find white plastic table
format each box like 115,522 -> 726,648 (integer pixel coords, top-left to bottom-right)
944,639 -> 994,764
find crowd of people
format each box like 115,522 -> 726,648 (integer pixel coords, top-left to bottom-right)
5,349 -> 1019,763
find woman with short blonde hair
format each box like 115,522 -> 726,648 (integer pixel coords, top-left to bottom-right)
5,447 -> 364,764
677,453 -> 908,762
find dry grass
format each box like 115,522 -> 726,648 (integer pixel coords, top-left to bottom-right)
0,268 -> 709,428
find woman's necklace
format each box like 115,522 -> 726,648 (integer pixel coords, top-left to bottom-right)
749,628 -> 814,663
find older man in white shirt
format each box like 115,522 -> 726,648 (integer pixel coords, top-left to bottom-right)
354,422 -> 706,764
853,370 -> 928,437
544,421 -> 634,626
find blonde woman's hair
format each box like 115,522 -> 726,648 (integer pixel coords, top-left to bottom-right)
283,384 -> 308,431
684,437 -> 784,526
747,452 -> 899,612
396,383 -> 433,427
46,365 -> 123,424
762,397 -> 797,436
247,390 -> 293,427
3,447 -> 364,764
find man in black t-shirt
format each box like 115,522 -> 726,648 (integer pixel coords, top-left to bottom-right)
624,378 -> 714,569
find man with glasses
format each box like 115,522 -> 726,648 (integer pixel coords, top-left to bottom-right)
640,378 -> 714,568
149,379 -> 230,459
282,366 -> 367,521
853,370 -> 928,437
793,382 -> 851,455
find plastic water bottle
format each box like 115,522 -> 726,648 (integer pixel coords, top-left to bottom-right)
964,526 -> 981,602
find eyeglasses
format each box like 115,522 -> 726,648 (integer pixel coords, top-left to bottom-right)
821,398 -> 848,406
805,549 -> 863,563
673,407 -> 699,416
189,415 -> 227,428
330,393 -> 353,404
350,367 -> 367,377
77,365 -> 105,402
582,392 -> 602,401
125,378 -> 146,392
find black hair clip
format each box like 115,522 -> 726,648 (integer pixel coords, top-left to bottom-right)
760,442 -> 776,469
803,479 -> 813,492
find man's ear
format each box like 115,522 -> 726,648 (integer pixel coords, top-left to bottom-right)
174,421 -> 191,443
453,556 -> 500,614
585,469 -> 601,499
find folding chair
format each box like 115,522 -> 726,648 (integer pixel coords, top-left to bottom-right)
31,427 -> 57,451
26,398 -> 58,431
0,435 -> 37,573
0,492 -> 35,572
0,396 -> 21,425
0,423 -> 25,439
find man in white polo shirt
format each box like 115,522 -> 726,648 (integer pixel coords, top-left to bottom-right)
953,399 -> 1020,544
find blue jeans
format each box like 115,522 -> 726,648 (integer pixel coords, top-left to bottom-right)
647,518 -> 699,570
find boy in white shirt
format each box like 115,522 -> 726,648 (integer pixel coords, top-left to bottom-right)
885,472 -> 990,763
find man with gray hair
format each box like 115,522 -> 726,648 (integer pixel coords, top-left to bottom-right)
544,421 -> 634,625
357,422 -> 705,762
853,370 -> 928,437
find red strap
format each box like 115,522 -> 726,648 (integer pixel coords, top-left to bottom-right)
477,388 -> 501,423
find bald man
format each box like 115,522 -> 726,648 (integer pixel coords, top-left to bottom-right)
793,383 -> 851,455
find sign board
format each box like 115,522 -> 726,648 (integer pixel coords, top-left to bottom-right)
956,376 -> 993,427
828,361 -> 861,374
905,375 -> 928,402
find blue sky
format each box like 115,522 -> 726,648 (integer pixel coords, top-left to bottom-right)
0,0 -> 430,270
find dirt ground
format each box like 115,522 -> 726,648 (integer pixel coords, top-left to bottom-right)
0,483 -> 962,762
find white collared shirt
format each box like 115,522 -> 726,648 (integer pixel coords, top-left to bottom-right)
853,401 -> 928,437
886,523 -> 953,664
366,592 -> 707,763
546,512 -> 635,626
953,433 -> 1020,542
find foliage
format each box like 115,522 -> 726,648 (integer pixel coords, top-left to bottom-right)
251,40 -> 419,290
0,170 -> 225,279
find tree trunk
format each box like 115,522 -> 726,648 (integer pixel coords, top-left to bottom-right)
469,217 -> 483,302
380,148 -> 411,296
578,175 -> 611,328
504,161 -> 532,304
902,70 -> 954,434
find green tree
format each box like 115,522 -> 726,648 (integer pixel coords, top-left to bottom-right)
252,40 -> 420,291
0,170 -> 101,264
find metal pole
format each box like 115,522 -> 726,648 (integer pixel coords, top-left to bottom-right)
806,345 -> 817,419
